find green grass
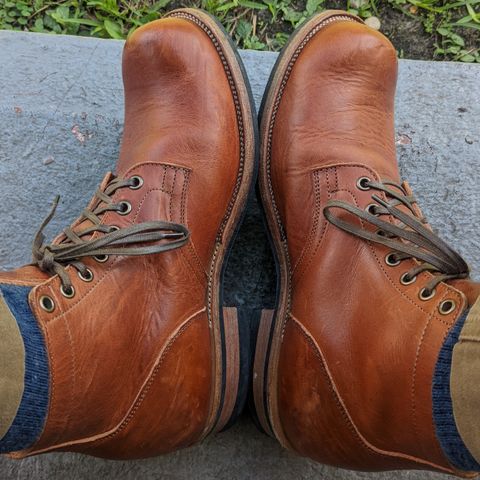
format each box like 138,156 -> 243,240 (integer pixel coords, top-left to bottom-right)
0,0 -> 479,62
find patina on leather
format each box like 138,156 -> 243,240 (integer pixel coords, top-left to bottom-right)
258,11 -> 479,476
1,8 -> 256,459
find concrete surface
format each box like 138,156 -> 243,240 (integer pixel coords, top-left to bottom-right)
0,29 -> 479,479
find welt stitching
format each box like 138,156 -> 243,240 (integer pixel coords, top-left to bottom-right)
165,12 -> 251,436
167,11 -> 246,244
264,15 -> 362,246
166,12 -> 248,352
262,11 -> 463,466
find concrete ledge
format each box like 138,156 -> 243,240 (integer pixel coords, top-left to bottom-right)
0,30 -> 479,479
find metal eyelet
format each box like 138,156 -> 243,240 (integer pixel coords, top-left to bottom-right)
439,299 -> 456,315
78,268 -> 94,283
385,253 -> 401,267
419,288 -> 436,301
400,272 -> 417,285
60,285 -> 75,299
109,225 -> 120,233
129,175 -> 144,190
118,201 -> 132,216
94,254 -> 109,263
39,295 -> 55,313
366,204 -> 378,215
357,177 -> 371,191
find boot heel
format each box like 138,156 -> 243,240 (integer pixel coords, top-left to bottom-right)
216,307 -> 253,431
249,308 -> 275,436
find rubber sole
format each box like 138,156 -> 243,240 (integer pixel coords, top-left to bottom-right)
255,10 -> 362,446
165,9 -> 260,436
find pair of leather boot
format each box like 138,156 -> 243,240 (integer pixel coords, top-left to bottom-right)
1,8 -> 479,476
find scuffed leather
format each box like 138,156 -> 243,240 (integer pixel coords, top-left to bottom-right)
4,13 -> 244,459
268,19 -> 479,474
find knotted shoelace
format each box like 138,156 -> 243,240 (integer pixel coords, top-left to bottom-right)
323,178 -> 469,295
32,176 -> 189,291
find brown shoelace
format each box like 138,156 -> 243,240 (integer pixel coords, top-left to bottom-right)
32,175 -> 189,290
323,178 -> 469,295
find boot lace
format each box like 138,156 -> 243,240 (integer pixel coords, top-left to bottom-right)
32,175 -> 189,291
323,177 -> 469,296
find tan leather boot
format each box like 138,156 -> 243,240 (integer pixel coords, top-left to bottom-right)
254,10 -> 480,475
0,8 -> 257,459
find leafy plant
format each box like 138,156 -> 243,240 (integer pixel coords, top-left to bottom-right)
0,0 -> 478,62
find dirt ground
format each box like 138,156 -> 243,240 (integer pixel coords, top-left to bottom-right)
257,0 -> 478,60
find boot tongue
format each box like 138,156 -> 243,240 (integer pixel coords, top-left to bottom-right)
52,172 -> 116,245
400,180 -> 429,224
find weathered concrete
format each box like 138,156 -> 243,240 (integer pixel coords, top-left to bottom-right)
0,30 -> 478,479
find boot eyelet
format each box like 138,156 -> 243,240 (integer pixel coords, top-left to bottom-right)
366,204 -> 378,215
94,254 -> 109,263
78,268 -> 94,283
109,225 -> 120,233
39,295 -> 55,313
357,177 -> 371,191
439,299 -> 456,315
400,272 -> 417,285
419,288 -> 436,301
118,201 -> 132,216
385,253 -> 401,267
129,175 -> 144,190
60,285 -> 75,299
